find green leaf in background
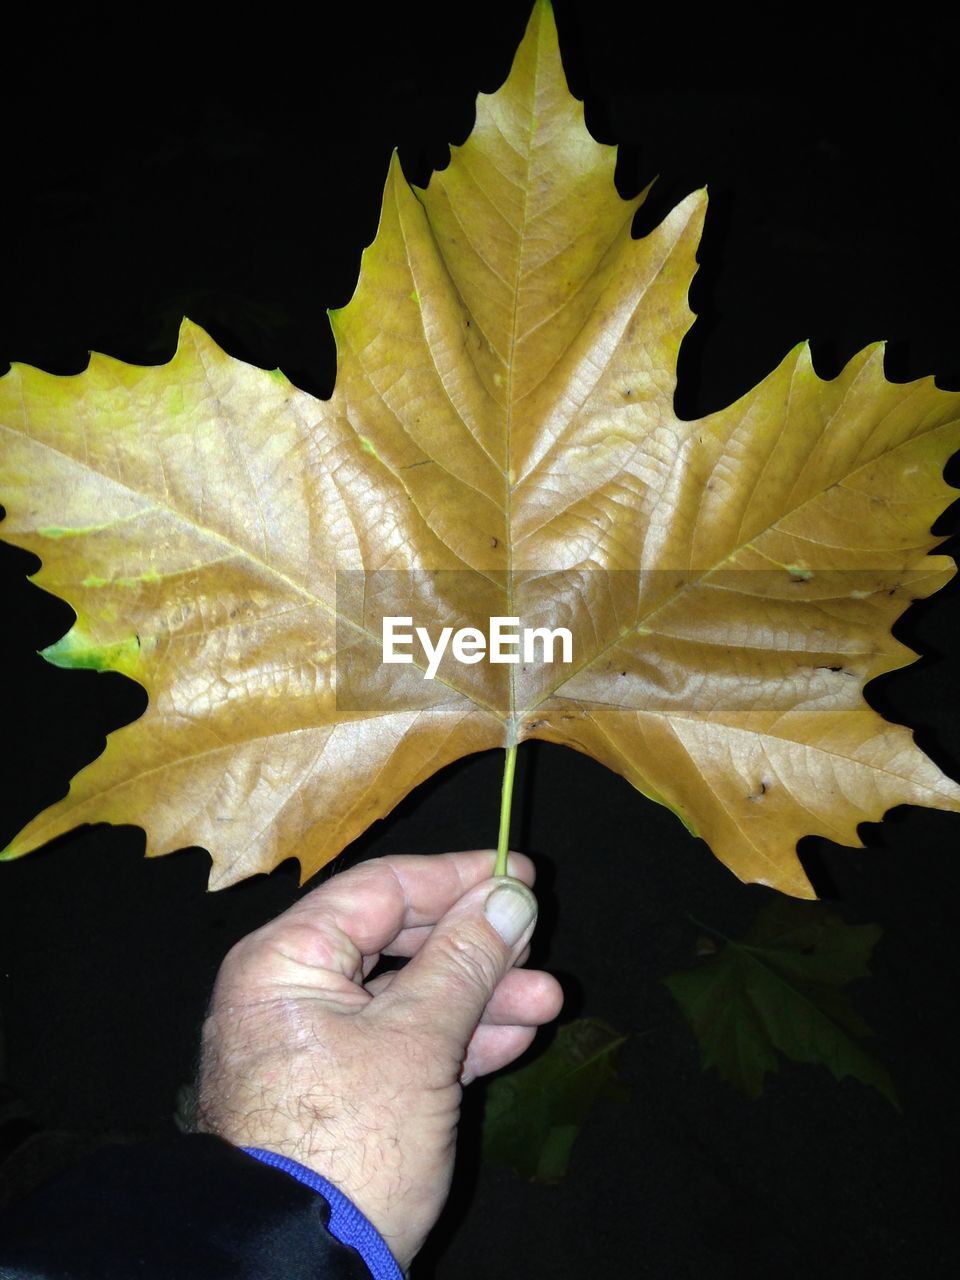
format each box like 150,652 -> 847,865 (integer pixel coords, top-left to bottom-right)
665,898 -> 898,1108
482,1017 -> 629,1184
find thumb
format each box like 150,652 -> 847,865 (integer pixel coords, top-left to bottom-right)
378,876 -> 538,1054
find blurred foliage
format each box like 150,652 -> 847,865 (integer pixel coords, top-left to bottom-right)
665,898 -> 898,1108
481,1017 -> 629,1183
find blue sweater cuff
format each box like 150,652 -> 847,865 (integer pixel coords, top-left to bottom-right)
242,1147 -> 403,1280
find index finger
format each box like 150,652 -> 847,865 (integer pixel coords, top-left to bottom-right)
279,849 -> 535,958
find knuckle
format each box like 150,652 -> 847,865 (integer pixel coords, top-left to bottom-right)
437,925 -> 505,996
222,919 -> 359,987
268,919 -> 355,972
215,935 -> 256,988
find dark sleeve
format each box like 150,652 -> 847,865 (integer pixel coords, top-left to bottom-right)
0,1134 -> 377,1280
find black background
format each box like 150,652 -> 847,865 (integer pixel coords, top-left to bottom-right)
2,3 -> 960,1276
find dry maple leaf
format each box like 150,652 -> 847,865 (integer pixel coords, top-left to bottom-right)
2,1 -> 959,893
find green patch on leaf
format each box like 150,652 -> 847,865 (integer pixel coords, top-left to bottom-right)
665,898 -> 898,1108
482,1017 -> 629,1183
81,569 -> 161,589
42,628 -> 143,676
37,526 -> 84,539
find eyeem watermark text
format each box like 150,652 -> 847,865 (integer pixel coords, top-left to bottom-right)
383,616 -> 573,680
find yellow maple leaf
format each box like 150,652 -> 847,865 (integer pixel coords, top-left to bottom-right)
2,2 -> 958,893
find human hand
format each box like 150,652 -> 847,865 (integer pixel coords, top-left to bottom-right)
195,851 -> 563,1270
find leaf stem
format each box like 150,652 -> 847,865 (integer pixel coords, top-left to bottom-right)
495,743 -> 518,876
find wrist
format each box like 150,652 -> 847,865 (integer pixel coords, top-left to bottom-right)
242,1146 -> 404,1280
